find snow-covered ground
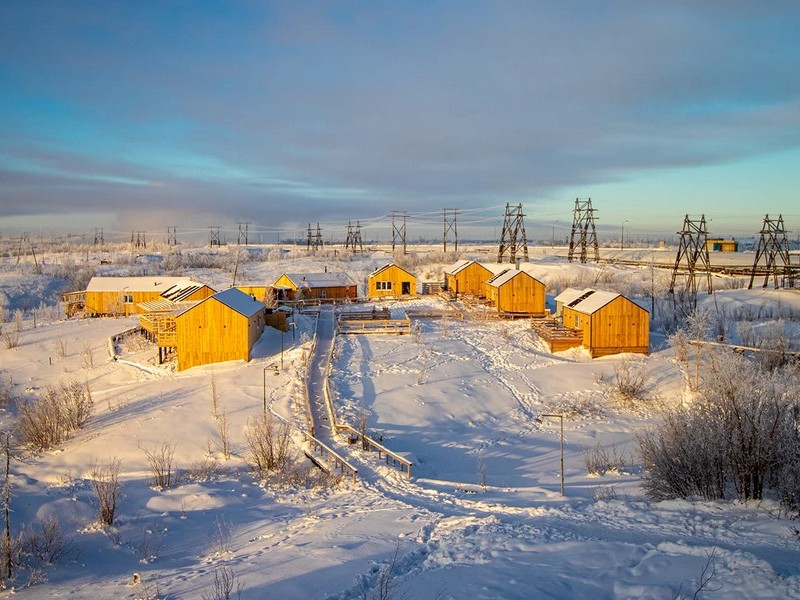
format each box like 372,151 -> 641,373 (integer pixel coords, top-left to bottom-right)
0,246 -> 799,599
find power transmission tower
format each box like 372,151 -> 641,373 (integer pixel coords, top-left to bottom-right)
306,223 -> 314,251
567,198 -> 600,263
209,226 -> 221,248
237,222 -> 250,245
391,211 -> 408,254
167,226 -> 177,246
748,214 -> 796,289
131,231 -> 146,248
497,203 -> 529,263
669,214 -> 713,301
314,223 -> 323,251
344,221 -> 354,249
353,220 -> 364,253
94,228 -> 104,246
443,208 -> 458,252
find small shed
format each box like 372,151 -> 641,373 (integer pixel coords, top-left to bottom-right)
272,272 -> 358,302
368,263 -> 417,299
561,288 -> 650,357
484,269 -> 546,316
444,260 -> 493,297
81,277 -> 214,317
705,238 -> 739,253
175,288 -> 266,371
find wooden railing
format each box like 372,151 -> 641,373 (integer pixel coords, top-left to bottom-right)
334,424 -> 413,478
302,431 -> 358,483
337,317 -> 412,335
405,309 -> 465,319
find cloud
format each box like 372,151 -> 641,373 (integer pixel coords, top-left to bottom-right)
1,1 -> 799,234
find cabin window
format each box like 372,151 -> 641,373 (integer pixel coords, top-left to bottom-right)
376,281 -> 392,291
574,315 -> 580,328
123,294 -> 133,304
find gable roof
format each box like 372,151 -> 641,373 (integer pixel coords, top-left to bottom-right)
553,287 -> 586,305
161,282 -> 214,302
280,272 -> 357,288
176,287 -> 263,319
486,268 -> 539,288
444,259 -> 489,276
86,276 -> 197,293
369,263 -> 415,279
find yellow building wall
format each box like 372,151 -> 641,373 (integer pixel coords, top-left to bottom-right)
85,286 -> 214,317
563,297 -> 649,357
493,275 -> 546,315
236,286 -> 270,302
175,299 -> 265,371
446,263 -> 493,296
368,266 -> 416,298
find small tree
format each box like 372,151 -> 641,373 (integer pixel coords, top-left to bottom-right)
90,459 -> 122,526
244,414 -> 291,478
142,442 -> 176,490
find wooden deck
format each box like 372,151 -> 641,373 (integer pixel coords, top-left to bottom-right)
337,317 -> 412,335
531,317 -> 583,352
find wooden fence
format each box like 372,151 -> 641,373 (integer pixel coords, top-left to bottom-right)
337,316 -> 412,335
405,309 -> 465,320
302,431 -> 358,483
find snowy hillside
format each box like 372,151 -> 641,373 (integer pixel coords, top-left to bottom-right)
0,245 -> 799,599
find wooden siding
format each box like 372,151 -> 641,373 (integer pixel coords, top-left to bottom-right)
273,274 -> 356,301
368,265 -> 416,299
235,286 -> 270,302
445,263 -> 493,296
485,272 -> 546,315
85,286 -> 214,317
562,296 -> 649,357
175,298 -> 265,371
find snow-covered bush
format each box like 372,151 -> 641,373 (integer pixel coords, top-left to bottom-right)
639,350 -> 800,502
90,458 -> 122,526
582,443 -> 631,476
142,442 -> 176,490
16,381 -> 93,451
243,414 -> 291,477
607,360 -> 653,407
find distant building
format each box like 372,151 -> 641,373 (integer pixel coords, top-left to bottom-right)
444,260 -> 493,296
272,272 -> 358,302
483,269 -> 546,316
705,239 -> 739,252
368,263 -> 417,299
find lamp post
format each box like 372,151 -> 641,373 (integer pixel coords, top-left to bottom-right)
540,413 -> 565,496
621,220 -> 629,251
262,366 -> 269,417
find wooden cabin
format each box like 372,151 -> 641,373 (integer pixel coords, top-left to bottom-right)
444,260 -> 493,297
77,277 -> 214,317
174,288 -> 265,371
483,269 -> 546,316
235,285 -> 271,303
368,263 -> 417,299
553,288 -> 586,317
272,272 -> 358,302
560,288 -> 650,357
705,238 -> 739,252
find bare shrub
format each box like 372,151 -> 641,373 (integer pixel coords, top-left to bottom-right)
13,309 -> 24,332
276,464 -> 342,489
0,371 -> 13,408
583,443 -> 631,476
208,515 -> 233,556
54,337 -> 68,358
607,360 -> 652,406
210,372 -> 218,419
80,342 -> 95,370
128,527 -> 165,563
639,351 -> 800,503
244,414 -> 292,478
358,541 -> 405,600
592,485 -> 618,502
1,327 -> 20,349
201,565 -> 244,600
185,457 -> 221,482
90,459 -> 122,526
215,411 -> 230,460
142,442 -> 176,490
19,515 -> 71,565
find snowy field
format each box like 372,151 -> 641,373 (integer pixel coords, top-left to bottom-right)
0,245 -> 799,599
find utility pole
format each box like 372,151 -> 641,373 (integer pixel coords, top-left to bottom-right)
391,211 -> 408,255
497,203 -> 528,263
567,198 -> 600,263
237,222 -> 251,245
167,226 -> 177,246
209,226 -> 221,248
443,208 -> 459,253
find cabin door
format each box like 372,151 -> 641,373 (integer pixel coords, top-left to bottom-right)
402,282 -> 411,295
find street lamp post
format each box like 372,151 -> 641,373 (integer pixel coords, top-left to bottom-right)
540,413 -> 565,496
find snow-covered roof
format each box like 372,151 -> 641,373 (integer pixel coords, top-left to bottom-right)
486,268 -> 539,288
211,288 -> 265,318
444,259 -> 488,275
369,263 -> 415,278
562,288 -> 627,314
554,287 -> 587,305
281,272 -> 357,288
86,276 -> 197,293
137,299 -> 199,313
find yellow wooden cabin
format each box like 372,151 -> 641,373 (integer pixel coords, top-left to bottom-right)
444,260 -> 493,297
705,238 -> 739,252
368,263 -> 417,299
75,277 -> 214,317
235,286 -> 271,303
560,288 -> 650,357
272,272 -> 358,302
483,269 -> 546,316
174,288 -> 266,371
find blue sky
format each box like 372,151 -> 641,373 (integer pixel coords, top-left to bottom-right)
1,1 -> 799,243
